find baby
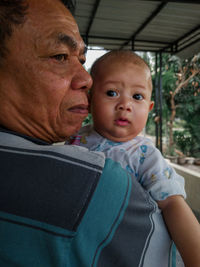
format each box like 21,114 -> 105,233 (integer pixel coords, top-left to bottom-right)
68,50 -> 200,266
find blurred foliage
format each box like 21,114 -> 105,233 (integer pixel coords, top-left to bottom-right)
173,130 -> 193,156
83,113 -> 92,126
145,52 -> 200,157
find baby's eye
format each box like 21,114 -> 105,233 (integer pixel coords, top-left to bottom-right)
51,54 -> 67,62
133,94 -> 143,100
106,90 -> 118,97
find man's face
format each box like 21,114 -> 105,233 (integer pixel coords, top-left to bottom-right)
91,61 -> 154,142
0,0 -> 92,142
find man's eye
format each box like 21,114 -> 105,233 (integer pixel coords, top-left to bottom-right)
133,94 -> 143,100
106,90 -> 118,97
51,54 -> 67,62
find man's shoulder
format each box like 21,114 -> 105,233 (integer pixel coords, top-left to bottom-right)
0,130 -> 105,169
0,130 -> 177,267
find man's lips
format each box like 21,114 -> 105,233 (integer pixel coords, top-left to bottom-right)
115,118 -> 130,126
68,104 -> 88,114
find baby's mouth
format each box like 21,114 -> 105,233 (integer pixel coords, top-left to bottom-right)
115,118 -> 130,126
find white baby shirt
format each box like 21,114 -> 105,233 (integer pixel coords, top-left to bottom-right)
68,124 -> 186,201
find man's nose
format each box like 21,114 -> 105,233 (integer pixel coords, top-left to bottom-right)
71,65 -> 93,91
116,98 -> 132,112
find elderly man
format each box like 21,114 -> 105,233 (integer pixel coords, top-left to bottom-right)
0,0 -> 197,266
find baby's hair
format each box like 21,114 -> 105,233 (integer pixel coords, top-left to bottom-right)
90,50 -> 152,91
90,50 -> 151,79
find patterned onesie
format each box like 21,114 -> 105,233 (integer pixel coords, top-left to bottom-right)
68,124 -> 186,202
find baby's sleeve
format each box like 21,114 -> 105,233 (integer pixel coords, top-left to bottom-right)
137,144 -> 186,201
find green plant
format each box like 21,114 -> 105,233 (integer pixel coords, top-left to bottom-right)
173,130 -> 192,156
83,113 -> 92,126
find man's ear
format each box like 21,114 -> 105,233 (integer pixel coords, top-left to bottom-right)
149,101 -> 154,112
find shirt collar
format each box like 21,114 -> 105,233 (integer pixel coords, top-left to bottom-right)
0,126 -> 50,145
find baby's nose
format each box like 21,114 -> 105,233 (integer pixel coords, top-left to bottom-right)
117,100 -> 132,112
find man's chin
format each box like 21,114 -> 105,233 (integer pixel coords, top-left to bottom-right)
60,123 -> 83,139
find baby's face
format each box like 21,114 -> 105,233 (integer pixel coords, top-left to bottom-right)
90,61 -> 154,142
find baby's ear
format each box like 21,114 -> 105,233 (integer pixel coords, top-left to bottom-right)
89,104 -> 91,113
88,91 -> 92,113
149,101 -> 154,111
88,89 -> 93,113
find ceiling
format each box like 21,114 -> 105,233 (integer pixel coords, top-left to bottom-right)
73,0 -> 200,58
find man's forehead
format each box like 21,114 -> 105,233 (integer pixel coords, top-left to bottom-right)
28,0 -> 77,29
26,0 -> 86,54
54,32 -> 87,54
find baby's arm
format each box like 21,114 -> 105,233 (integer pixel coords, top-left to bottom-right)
158,196 -> 200,267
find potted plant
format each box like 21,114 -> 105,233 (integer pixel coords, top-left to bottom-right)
175,149 -> 186,165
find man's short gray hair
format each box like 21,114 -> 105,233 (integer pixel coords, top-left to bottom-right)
0,0 -> 76,64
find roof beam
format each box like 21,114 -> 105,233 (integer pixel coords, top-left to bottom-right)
120,1 -> 168,49
83,35 -> 171,45
162,25 -> 200,52
88,44 -> 169,53
85,0 -> 101,44
174,25 -> 199,45
178,38 -> 200,53
158,0 -> 200,3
